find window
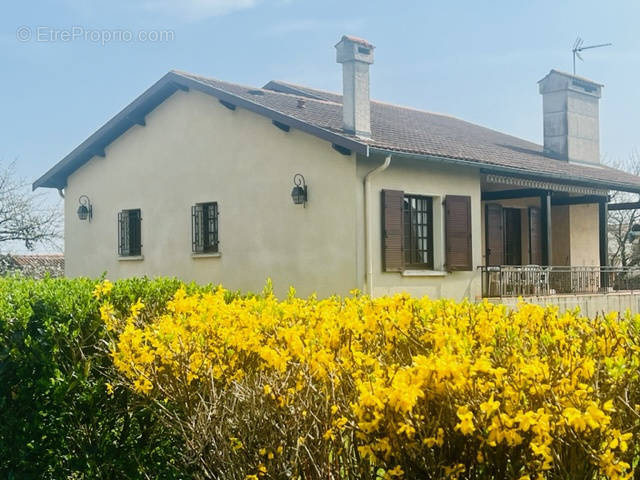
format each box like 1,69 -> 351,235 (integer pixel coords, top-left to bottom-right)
403,195 -> 434,269
192,202 -> 219,253
118,209 -> 142,256
382,190 -> 472,272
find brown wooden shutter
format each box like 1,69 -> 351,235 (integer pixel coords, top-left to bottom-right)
445,195 -> 473,271
381,189 -> 404,272
485,203 -> 504,266
528,206 -> 542,265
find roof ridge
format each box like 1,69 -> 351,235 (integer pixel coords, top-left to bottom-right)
176,72 -> 341,107
265,80 -> 342,99
269,80 -> 543,149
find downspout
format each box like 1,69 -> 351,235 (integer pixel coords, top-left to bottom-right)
363,155 -> 391,296
57,188 -> 65,199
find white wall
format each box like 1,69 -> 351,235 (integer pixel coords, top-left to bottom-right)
64,89 -> 359,298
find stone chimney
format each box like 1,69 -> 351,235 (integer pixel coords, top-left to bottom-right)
335,35 -> 374,138
538,70 -> 603,165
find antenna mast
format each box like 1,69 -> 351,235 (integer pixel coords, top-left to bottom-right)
572,37 -> 612,75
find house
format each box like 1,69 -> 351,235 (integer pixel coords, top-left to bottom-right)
0,254 -> 64,279
33,35 -> 640,311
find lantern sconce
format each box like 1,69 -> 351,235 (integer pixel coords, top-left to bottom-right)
291,174 -> 308,207
77,195 -> 93,221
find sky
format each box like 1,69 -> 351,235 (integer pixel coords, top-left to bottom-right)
1,0 -> 640,251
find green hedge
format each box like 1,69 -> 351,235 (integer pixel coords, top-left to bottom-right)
0,276 -> 207,479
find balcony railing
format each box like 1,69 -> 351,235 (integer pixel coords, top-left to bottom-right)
479,265 -> 640,298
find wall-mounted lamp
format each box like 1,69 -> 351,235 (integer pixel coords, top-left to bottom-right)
291,174 -> 308,207
77,195 -> 93,221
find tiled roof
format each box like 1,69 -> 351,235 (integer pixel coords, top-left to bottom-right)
0,254 -> 64,278
11,254 -> 64,270
34,70 -> 640,193
177,72 -> 640,192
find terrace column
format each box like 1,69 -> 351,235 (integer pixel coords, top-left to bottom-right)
540,191 -> 553,265
599,200 -> 609,289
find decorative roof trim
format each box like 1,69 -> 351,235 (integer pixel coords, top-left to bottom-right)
483,174 -> 609,196
368,147 -> 640,194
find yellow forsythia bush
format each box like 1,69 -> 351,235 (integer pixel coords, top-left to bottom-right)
98,281 -> 640,479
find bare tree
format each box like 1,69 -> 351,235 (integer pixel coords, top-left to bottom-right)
607,151 -> 640,266
0,161 -> 61,251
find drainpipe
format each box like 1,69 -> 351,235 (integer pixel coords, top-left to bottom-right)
57,188 -> 65,199
363,155 -> 391,296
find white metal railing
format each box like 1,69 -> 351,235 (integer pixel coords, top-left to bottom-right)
479,265 -> 640,298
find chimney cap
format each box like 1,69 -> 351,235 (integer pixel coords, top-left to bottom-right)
335,35 -> 375,49
335,34 -> 375,65
538,69 -> 603,97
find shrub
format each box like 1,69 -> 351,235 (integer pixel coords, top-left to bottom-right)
0,276 -> 200,479
105,285 -> 640,480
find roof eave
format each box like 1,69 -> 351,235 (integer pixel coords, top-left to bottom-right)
33,71 -> 368,191
33,72 -> 187,191
368,147 -> 640,194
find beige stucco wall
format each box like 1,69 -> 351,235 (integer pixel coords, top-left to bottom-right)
551,203 -> 600,266
569,203 -> 600,265
356,156 -> 483,300
64,89 -> 359,298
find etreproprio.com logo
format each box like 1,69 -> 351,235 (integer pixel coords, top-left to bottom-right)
16,26 -> 175,45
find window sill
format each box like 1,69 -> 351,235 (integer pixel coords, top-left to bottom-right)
402,269 -> 448,277
191,252 -> 221,258
118,255 -> 144,261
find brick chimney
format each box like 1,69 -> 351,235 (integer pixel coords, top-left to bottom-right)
538,70 -> 603,165
335,35 -> 374,138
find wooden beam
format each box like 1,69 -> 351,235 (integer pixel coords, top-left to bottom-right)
481,188 -> 546,201
272,120 -> 290,132
332,144 -> 352,156
540,192 -> 552,265
608,201 -> 640,211
599,201 -> 609,267
551,195 -> 609,206
219,100 -> 236,111
92,147 -> 106,158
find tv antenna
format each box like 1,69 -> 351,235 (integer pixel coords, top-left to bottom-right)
572,37 -> 612,75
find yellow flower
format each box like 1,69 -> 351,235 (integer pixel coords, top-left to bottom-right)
454,405 -> 475,435
93,279 -> 113,298
386,465 -> 404,477
104,284 -> 640,479
480,393 -> 500,416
